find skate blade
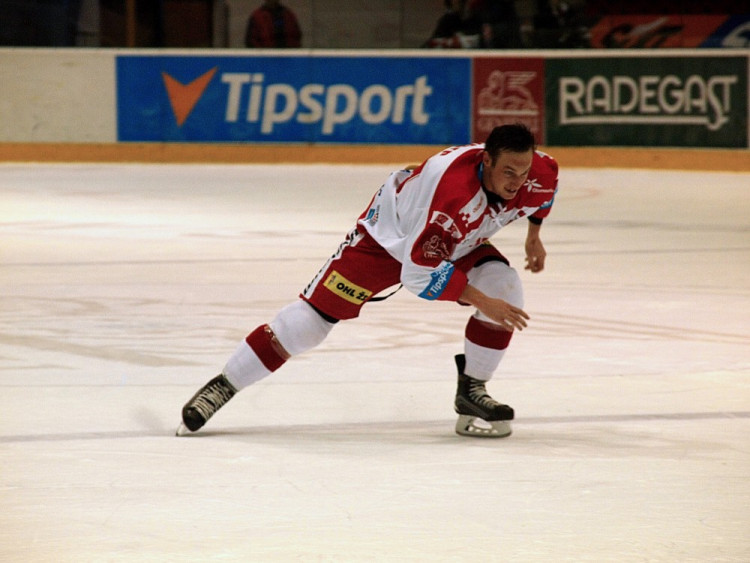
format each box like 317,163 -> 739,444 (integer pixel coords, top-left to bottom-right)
175,422 -> 191,437
455,415 -> 512,438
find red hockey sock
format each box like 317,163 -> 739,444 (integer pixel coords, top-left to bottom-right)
465,316 -> 513,350
245,324 -> 291,372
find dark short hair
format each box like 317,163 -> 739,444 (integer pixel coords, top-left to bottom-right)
484,124 -> 536,164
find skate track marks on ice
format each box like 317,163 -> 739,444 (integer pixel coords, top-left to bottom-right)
1,163 -> 748,562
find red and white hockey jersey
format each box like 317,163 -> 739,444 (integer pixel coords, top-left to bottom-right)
357,143 -> 558,302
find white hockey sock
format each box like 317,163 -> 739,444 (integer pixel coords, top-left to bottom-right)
464,339 -> 506,381
223,341 -> 271,390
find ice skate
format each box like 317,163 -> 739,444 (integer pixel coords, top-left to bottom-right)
176,374 -> 237,436
453,354 -> 514,438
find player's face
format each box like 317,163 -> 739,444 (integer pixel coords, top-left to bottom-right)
482,149 -> 533,201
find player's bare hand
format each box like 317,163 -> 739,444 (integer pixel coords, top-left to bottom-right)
524,236 -> 546,273
485,298 -> 530,331
459,285 -> 530,331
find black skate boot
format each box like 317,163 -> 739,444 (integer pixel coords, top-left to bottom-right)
454,354 -> 514,438
176,374 -> 237,435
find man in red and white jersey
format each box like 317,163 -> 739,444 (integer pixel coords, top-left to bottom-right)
179,124 -> 559,438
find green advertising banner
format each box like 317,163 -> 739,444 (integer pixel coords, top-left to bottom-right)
546,56 -> 747,148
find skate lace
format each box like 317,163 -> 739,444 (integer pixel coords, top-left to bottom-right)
468,380 -> 500,409
191,381 -> 234,420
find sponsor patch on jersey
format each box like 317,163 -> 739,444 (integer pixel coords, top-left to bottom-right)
323,270 -> 373,304
527,178 -> 554,193
364,205 -> 380,225
418,262 -> 455,300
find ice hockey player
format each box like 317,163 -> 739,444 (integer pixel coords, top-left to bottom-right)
178,123 -> 558,438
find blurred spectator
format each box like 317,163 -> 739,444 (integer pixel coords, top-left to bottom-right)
1,0 -> 82,46
423,0 -> 482,48
76,0 -> 100,46
469,0 -> 524,48
245,0 -> 301,48
533,0 -> 590,48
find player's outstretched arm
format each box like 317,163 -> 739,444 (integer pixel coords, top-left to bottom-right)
524,221 -> 546,273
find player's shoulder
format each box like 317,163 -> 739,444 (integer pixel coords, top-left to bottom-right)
429,143 -> 483,165
532,149 -> 559,178
529,151 -> 558,186
421,143 -> 483,182
522,150 -> 558,203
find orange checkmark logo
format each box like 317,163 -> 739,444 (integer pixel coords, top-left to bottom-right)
161,67 -> 217,126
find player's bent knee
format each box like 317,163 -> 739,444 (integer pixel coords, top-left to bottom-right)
468,261 -> 524,309
269,300 -> 335,356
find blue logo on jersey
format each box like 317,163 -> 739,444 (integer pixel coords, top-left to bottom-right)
539,186 -> 558,209
418,262 -> 455,300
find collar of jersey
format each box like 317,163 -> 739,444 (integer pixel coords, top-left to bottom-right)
478,161 -> 504,205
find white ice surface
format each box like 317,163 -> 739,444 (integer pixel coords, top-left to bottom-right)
1,162 -> 748,562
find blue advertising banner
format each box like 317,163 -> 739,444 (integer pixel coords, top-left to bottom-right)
117,55 -> 471,144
